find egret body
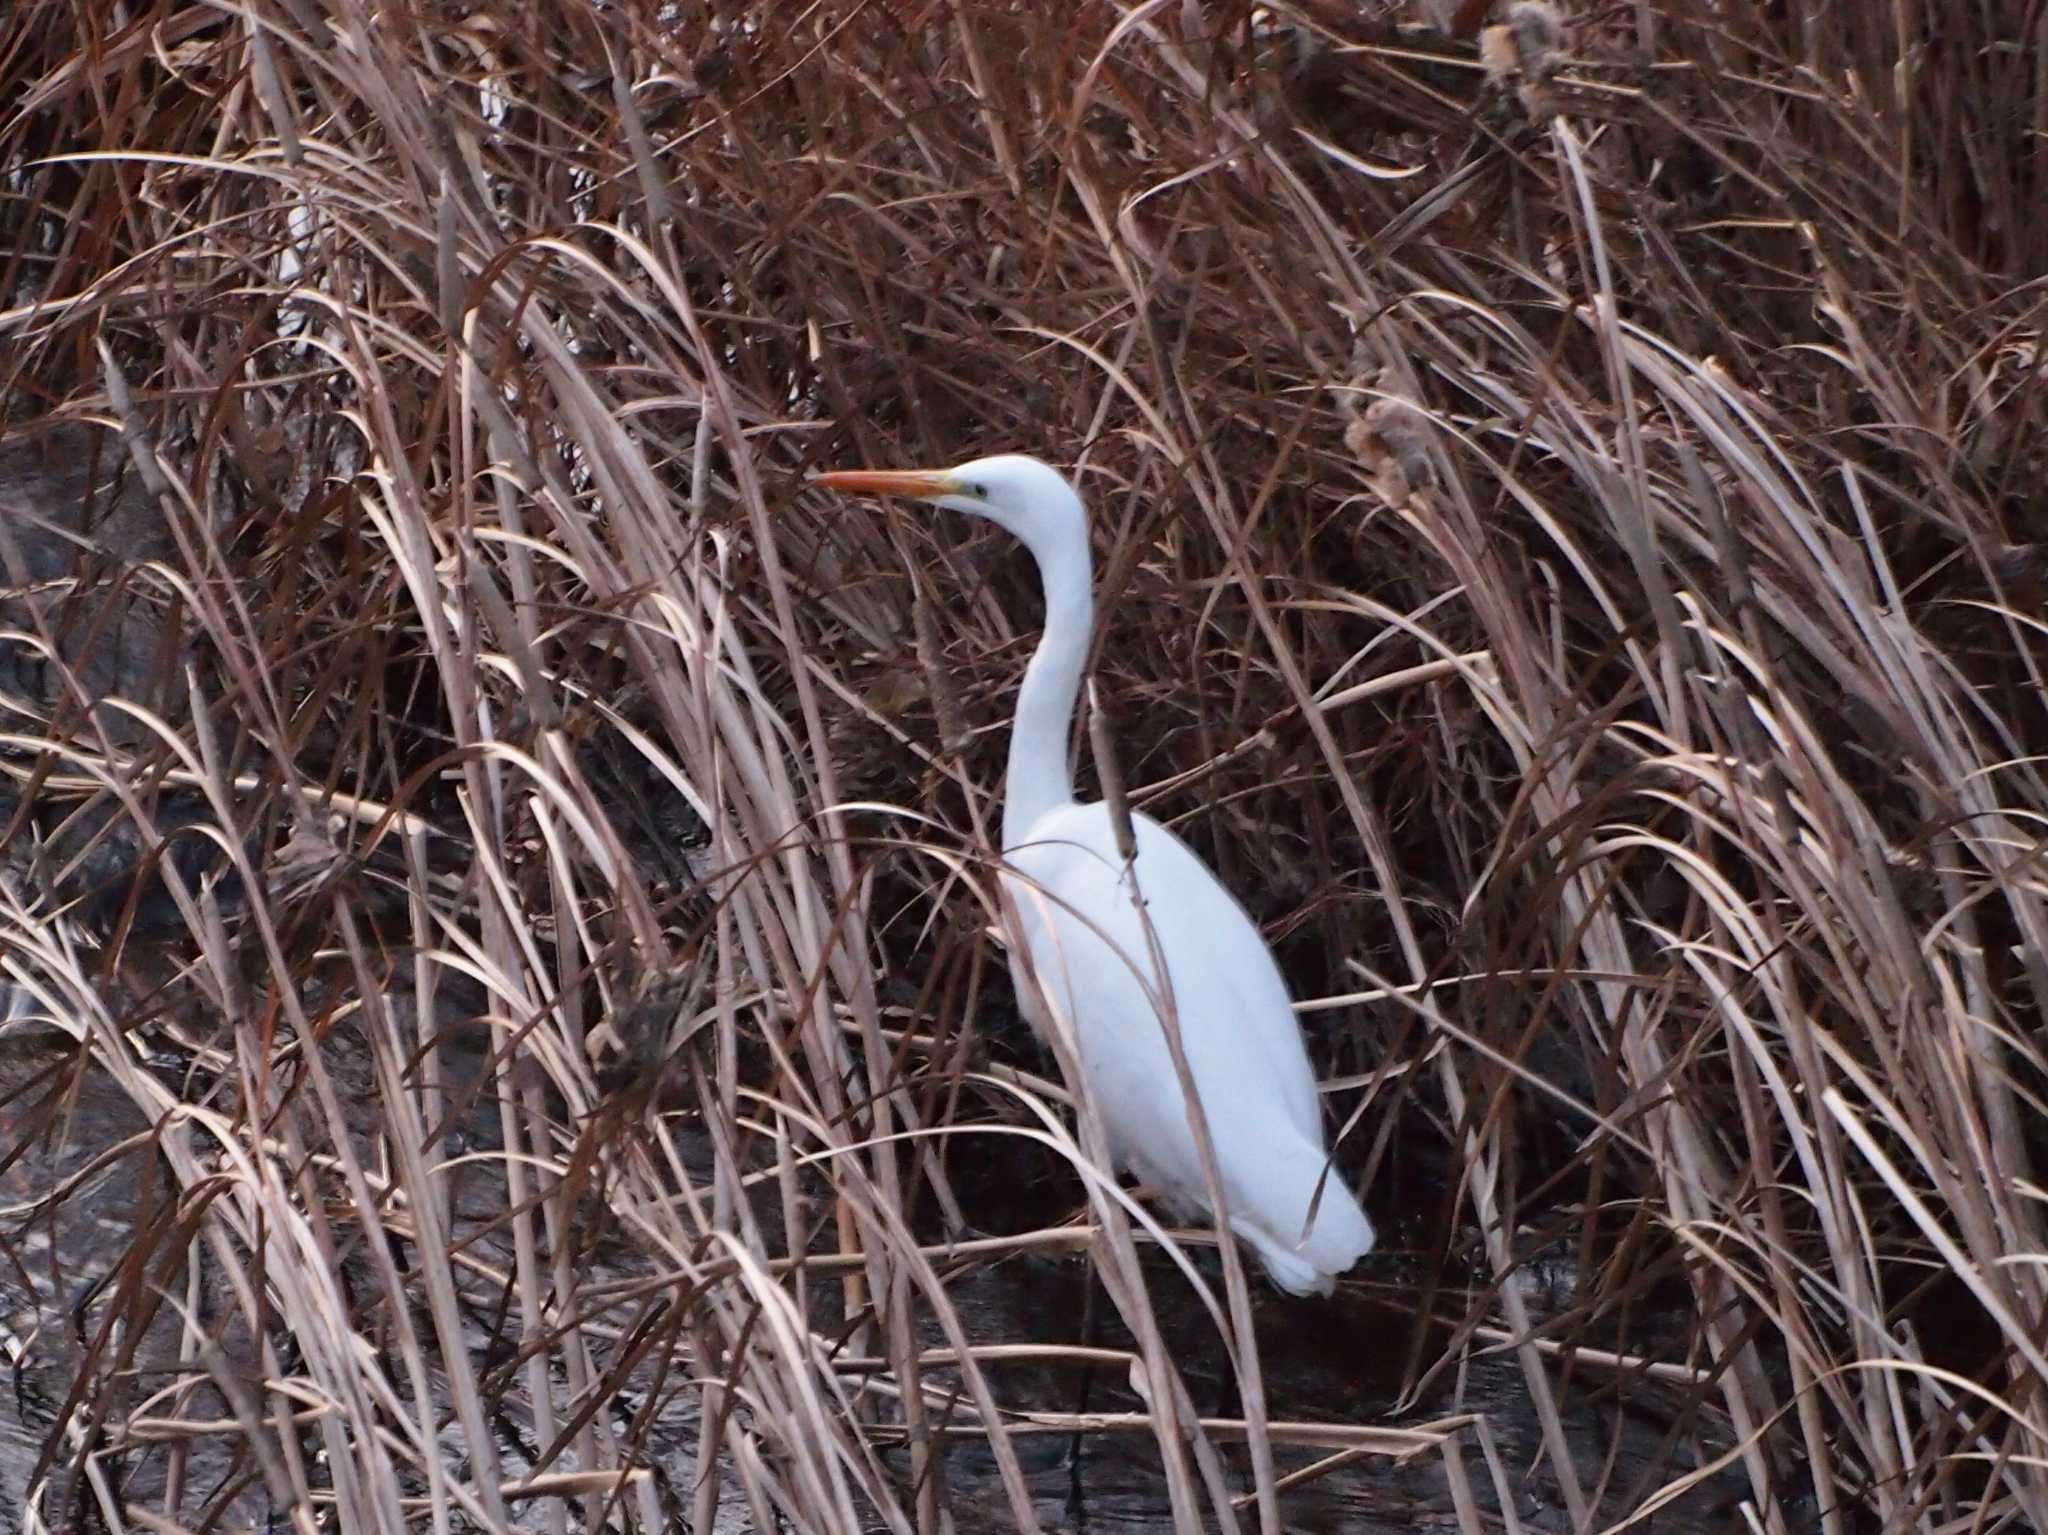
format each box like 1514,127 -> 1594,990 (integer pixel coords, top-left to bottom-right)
817,455 -> 1374,1295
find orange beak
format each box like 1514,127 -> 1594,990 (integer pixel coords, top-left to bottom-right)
813,468 -> 961,501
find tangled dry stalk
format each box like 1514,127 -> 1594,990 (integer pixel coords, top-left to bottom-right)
2,2 -> 2044,1531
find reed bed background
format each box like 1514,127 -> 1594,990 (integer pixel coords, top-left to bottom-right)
1,1 -> 2043,1531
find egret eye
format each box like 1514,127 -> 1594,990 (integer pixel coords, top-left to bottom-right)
969,482 -> 989,499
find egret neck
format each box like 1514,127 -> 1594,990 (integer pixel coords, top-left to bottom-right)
1002,530 -> 1091,850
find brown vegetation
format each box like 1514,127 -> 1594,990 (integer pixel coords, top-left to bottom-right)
1,1 -> 2044,1530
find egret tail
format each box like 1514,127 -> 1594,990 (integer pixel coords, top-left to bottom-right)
1229,1131 -> 1375,1297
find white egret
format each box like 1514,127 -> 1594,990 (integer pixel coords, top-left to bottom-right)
818,454 -> 1374,1296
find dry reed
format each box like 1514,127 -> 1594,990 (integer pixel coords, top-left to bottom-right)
1,2 -> 2043,1531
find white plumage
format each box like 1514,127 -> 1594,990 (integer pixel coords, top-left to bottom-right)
817,454 -> 1374,1295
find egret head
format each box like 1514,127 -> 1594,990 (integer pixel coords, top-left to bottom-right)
815,454 -> 1087,565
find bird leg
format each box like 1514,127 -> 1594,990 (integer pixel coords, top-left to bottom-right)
1209,1335 -> 1245,1423
1204,1237 -> 1248,1423
1064,1269 -> 1098,1534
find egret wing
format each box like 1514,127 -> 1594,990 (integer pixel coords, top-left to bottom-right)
1006,804 -> 1321,1122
